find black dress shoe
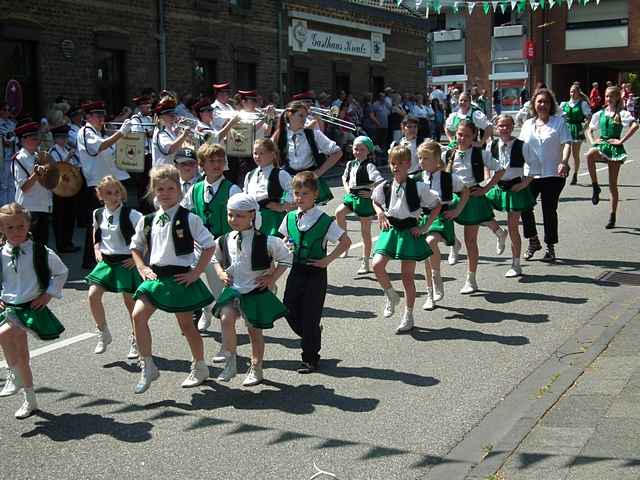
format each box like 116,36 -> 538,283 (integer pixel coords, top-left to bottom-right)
570,173 -> 578,185
523,239 -> 542,261
541,246 -> 556,263
297,361 -> 318,374
605,213 -> 616,229
591,184 -> 601,205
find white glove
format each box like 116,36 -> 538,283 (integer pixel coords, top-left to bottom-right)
119,119 -> 132,134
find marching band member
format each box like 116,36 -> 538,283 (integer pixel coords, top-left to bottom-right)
292,91 -> 323,131
193,97 -> 238,146
130,95 -> 154,213
445,92 -> 492,148
243,138 -> 294,237
151,97 -> 189,167
76,100 -> 131,269
234,90 -> 272,183
371,146 -> 441,333
211,82 -> 234,131
280,172 -> 351,373
0,101 -> 16,206
212,193 -> 292,385
86,176 -> 143,358
129,165 -> 215,394
0,203 -> 69,418
11,122 -> 52,246
272,101 -> 342,205
182,143 -> 241,336
48,125 -> 80,253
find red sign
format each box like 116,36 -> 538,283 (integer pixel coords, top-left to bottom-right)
525,40 -> 535,60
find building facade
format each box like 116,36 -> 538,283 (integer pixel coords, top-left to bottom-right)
0,0 -> 429,118
428,0 -> 638,112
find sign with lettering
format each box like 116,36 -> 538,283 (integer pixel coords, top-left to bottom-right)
290,19 -> 385,62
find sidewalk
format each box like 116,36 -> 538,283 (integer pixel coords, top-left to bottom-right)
497,314 -> 640,480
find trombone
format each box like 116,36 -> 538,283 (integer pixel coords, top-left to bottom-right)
213,107 -> 358,132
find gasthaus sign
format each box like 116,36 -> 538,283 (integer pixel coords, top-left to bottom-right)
290,19 -> 385,62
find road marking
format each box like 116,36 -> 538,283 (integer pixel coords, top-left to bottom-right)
577,158 -> 635,176
0,332 -> 96,369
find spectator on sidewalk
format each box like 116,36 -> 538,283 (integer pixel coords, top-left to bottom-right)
372,92 -> 391,151
589,82 -> 602,113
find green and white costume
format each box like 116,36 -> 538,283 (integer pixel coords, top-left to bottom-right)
371,177 -> 440,261
130,204 -> 215,313
86,204 -> 143,293
443,146 -> 502,225
243,165 -> 293,237
484,138 -> 536,213
212,228 -> 292,329
560,99 -> 591,143
414,170 -> 465,246
445,107 -> 491,148
0,240 -> 68,340
589,108 -> 636,163
341,157 -> 384,218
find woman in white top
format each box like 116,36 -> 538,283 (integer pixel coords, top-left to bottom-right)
585,85 -> 639,229
519,88 -> 572,262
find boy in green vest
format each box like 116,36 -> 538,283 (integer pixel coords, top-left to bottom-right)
181,143 -> 241,350
279,172 -> 351,373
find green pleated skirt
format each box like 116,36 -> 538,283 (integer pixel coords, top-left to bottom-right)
451,193 -> 495,225
486,185 -> 536,213
343,192 -> 375,218
374,226 -> 432,261
0,303 -> 65,340
86,260 -> 143,294
213,287 -> 287,329
595,141 -> 627,162
421,212 -> 456,246
567,122 -> 585,143
133,276 -> 214,313
259,208 -> 286,237
317,177 -> 334,204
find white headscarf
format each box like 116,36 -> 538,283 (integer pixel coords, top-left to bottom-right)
227,193 -> 262,230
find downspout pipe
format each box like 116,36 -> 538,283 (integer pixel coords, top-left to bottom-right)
159,0 -> 167,90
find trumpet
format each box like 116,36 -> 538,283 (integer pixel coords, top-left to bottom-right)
105,121 -> 156,129
213,107 -> 357,132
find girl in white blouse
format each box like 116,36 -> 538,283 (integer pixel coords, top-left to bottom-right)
585,85 -> 639,229
0,203 -> 69,419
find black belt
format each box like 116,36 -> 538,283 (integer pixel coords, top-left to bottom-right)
151,265 -> 190,276
387,217 -> 418,229
349,187 -> 372,195
292,262 -> 327,274
498,177 -> 522,191
102,254 -> 132,265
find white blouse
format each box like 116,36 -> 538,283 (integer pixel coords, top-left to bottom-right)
420,170 -> 465,205
441,147 -> 502,186
151,127 -> 177,167
130,204 -> 215,267
213,229 -> 292,294
342,160 -> 384,189
1,240 -> 68,304
519,115 -> 572,178
12,149 -> 52,213
243,165 -> 293,203
76,125 -> 130,187
372,179 -> 440,219
285,128 -> 340,171
487,138 -> 538,180
94,204 -> 143,255
589,109 -> 636,131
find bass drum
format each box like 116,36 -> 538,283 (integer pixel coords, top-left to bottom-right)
52,162 -> 83,197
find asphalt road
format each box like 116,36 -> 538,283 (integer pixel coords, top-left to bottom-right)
1,136 -> 639,480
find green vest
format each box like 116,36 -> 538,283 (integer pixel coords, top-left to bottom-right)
599,112 -> 623,140
286,211 -> 333,264
563,101 -> 586,125
449,107 -> 480,132
191,178 -> 233,238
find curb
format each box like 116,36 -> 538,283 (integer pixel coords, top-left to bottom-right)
421,286 -> 640,480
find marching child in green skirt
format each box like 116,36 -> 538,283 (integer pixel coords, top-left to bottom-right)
280,172 -> 351,373
445,120 -> 506,294
130,165 -> 216,394
243,138 -> 295,237
585,85 -> 639,229
414,140 -> 468,310
0,203 -> 68,418
86,176 -> 143,358
335,135 -> 384,274
372,146 -> 441,333
212,193 -> 292,386
485,115 -> 536,278
182,143 -> 241,336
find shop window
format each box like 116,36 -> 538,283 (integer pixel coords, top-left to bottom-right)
292,69 -> 309,94
335,73 -> 350,95
431,65 -> 465,77
493,62 -> 526,74
0,38 -> 37,116
193,59 -> 217,97
96,49 -> 126,116
236,61 -> 256,90
567,0 -> 627,27
372,76 -> 385,96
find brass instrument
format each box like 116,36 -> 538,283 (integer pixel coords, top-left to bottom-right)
53,161 -> 83,197
214,106 -> 357,132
